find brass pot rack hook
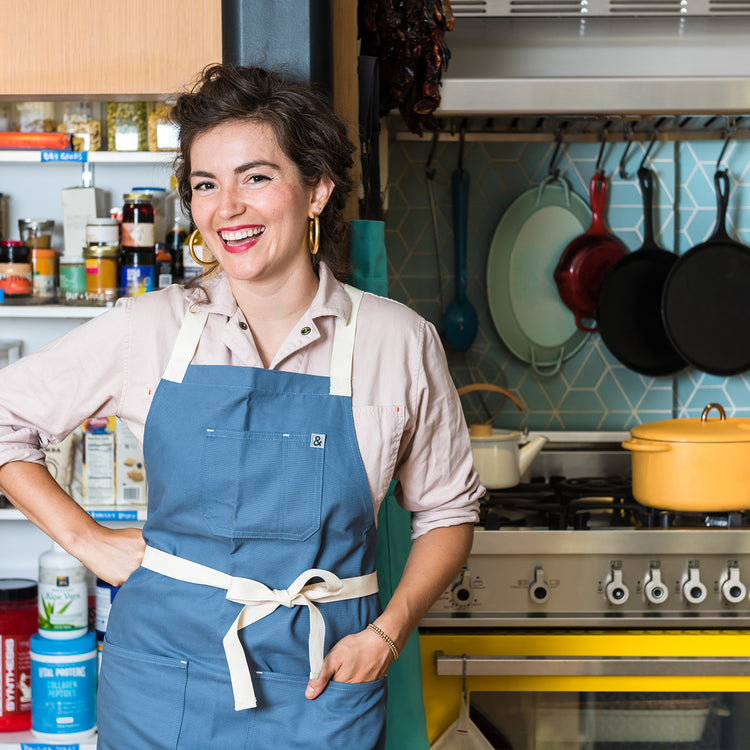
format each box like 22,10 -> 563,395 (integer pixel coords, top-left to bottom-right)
457,119 -> 468,175
425,129 -> 439,181
548,124 -> 566,180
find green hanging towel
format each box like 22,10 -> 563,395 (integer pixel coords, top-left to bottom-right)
349,219 -> 430,750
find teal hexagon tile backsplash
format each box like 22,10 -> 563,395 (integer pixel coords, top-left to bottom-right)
384,128 -> 750,430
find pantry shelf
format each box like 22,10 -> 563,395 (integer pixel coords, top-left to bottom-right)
0,305 -> 107,319
0,731 -> 96,749
0,150 -> 174,164
0,506 -> 147,522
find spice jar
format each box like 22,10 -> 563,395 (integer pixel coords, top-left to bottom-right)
0,241 -> 32,300
31,248 -> 57,302
0,579 -> 37,732
86,218 -> 119,247
59,256 -> 87,304
83,245 -> 119,305
18,219 -> 54,249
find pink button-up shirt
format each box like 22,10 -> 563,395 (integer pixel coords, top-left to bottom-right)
0,264 -> 481,537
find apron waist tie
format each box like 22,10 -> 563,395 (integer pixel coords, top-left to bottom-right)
140,545 -> 379,711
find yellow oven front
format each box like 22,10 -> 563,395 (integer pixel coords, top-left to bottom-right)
420,629 -> 750,746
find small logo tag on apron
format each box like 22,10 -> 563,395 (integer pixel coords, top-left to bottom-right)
310,433 -> 326,449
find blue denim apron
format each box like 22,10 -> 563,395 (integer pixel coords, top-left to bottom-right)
97,285 -> 387,749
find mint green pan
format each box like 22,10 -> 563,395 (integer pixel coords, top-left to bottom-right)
487,177 -> 592,376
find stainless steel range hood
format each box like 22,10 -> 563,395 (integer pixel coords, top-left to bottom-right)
439,1 -> 750,116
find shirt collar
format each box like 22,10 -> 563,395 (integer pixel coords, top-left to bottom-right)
184,262 -> 353,324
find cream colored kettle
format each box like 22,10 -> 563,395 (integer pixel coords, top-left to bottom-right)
457,383 -> 548,489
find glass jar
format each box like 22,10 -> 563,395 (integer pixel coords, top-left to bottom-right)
147,102 -> 178,151
105,102 -> 148,151
121,193 -> 155,249
0,579 -> 38,732
120,247 -> 156,297
85,218 -> 119,247
59,256 -> 87,304
15,102 -> 55,133
31,248 -> 57,302
58,102 -> 102,152
83,246 -> 119,305
131,187 -> 165,244
0,241 -> 32,300
18,219 -> 54,249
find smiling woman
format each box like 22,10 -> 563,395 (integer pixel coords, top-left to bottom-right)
0,64 -> 481,750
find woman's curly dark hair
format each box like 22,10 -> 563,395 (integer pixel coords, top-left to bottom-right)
171,64 -> 355,280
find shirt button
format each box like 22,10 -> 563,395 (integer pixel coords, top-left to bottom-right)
239,321 -> 248,330
300,326 -> 311,335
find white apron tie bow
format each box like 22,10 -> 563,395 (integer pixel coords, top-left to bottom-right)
141,545 -> 379,710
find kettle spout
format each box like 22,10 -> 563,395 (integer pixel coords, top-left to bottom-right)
518,436 -> 548,477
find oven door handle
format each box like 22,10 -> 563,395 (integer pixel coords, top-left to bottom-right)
435,652 -> 750,676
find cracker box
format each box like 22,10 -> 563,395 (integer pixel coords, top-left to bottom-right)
115,419 -> 147,506
82,417 -> 116,506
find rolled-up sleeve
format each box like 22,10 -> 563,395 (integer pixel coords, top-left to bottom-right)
394,320 -> 482,538
0,299 -> 132,467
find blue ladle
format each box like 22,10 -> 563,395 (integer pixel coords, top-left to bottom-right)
444,167 -> 478,351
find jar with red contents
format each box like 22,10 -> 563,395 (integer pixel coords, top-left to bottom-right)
0,579 -> 38,732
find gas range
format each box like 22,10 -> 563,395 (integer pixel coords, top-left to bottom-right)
423,432 -> 750,629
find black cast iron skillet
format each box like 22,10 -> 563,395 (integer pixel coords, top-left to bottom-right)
662,169 -> 750,376
596,167 -> 686,376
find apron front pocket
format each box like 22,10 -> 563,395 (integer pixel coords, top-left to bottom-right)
201,428 -> 325,540
250,671 -> 386,750
97,637 -> 188,750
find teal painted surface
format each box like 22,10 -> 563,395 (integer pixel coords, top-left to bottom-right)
385,134 -> 750,430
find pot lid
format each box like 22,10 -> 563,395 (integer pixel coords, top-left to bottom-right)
468,424 -> 520,441
630,403 -> 750,443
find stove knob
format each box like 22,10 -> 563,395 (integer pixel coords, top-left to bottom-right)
721,565 -> 747,604
683,567 -> 707,604
605,568 -> 629,605
645,567 -> 669,604
528,567 -> 550,604
450,571 -> 474,607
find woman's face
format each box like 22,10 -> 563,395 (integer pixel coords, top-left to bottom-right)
188,119 -> 332,287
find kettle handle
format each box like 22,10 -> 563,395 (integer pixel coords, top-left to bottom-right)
456,383 -> 526,412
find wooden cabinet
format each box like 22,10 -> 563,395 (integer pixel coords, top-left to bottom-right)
0,0 -> 222,98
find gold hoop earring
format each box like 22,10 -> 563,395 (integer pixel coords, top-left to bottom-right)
308,214 -> 320,256
186,229 -> 216,267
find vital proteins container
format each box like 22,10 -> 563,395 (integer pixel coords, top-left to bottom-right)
30,631 -> 97,742
0,579 -> 37,732
38,542 -> 89,640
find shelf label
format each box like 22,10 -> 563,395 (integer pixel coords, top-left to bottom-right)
88,509 -> 139,521
21,744 -> 81,750
40,150 -> 87,163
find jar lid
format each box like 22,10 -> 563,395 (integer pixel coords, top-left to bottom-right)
31,631 -> 96,654
83,245 -> 119,259
86,218 -> 119,226
60,256 -> 85,265
18,218 -> 54,231
132,186 -> 165,193
0,241 -> 30,262
630,403 -> 750,443
31,247 -> 57,258
0,578 -> 38,601
123,192 -> 154,202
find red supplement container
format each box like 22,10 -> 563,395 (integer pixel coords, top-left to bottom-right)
0,579 -> 38,732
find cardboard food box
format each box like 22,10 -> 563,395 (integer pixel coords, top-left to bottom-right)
82,417 -> 116,506
115,419 -> 147,506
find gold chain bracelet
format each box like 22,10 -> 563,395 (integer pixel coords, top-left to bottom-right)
367,622 -> 399,661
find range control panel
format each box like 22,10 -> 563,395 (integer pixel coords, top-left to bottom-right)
422,529 -> 750,628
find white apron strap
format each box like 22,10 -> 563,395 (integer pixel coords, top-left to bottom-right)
141,545 -> 379,711
161,306 -> 209,383
329,284 -> 364,397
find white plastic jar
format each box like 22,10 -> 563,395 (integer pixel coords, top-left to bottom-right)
38,543 -> 89,639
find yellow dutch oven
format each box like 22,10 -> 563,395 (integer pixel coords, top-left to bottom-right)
622,403 -> 750,511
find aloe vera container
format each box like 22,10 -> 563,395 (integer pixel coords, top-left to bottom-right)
38,542 -> 88,640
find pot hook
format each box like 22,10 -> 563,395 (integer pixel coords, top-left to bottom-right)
457,383 -> 526,437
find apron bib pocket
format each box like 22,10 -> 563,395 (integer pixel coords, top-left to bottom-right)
250,671 -> 386,750
97,637 -> 188,750
201,428 -> 325,540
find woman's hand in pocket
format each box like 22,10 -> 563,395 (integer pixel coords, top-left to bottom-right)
305,626 -> 395,699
